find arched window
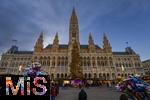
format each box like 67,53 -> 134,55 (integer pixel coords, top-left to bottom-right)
62,57 -> 65,66
34,56 -> 37,61
107,73 -> 110,80
99,73 -> 102,79
51,74 -> 54,79
65,73 -> 67,78
47,61 -> 50,66
61,60 -> 64,66
92,57 -> 95,66
52,57 -> 55,66
84,73 -> 87,79
109,57 -> 112,60
84,57 -> 86,66
88,73 -> 91,79
61,73 -> 64,78
87,57 -> 90,66
110,61 -> 113,66
135,63 -> 137,67
43,61 -> 46,66
1,62 -> 4,66
112,73 -> 115,80
5,62 -> 8,67
125,74 -> 127,78
129,63 -> 131,67
57,73 -> 59,78
16,62 -> 18,67
97,57 -> 100,66
116,63 -> 118,67
65,57 -> 68,66
94,73 -> 97,78
103,74 -> 106,80
119,63 -> 122,67
138,63 -> 140,67
105,61 -> 108,66
126,63 -> 128,67
101,61 -> 104,66
57,57 -> 60,66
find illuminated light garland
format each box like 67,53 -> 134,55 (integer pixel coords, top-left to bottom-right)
116,75 -> 150,99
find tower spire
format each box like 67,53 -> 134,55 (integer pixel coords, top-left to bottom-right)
53,32 -> 59,45
88,33 -> 94,45
103,33 -> 112,52
88,33 -> 95,52
34,32 -> 44,52
52,32 -> 59,52
69,7 -> 79,45
72,7 -> 76,16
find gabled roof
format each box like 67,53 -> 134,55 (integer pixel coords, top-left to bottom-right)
59,45 -> 68,48
80,45 -> 88,49
113,52 -> 130,55
45,44 -> 53,49
142,59 -> 150,63
14,51 -> 33,54
45,44 -> 101,49
95,45 -> 101,49
45,44 -> 68,49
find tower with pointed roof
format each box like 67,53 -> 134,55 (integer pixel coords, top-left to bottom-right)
52,32 -> 59,52
34,32 -> 44,52
88,33 -> 95,52
69,7 -> 80,46
103,33 -> 112,53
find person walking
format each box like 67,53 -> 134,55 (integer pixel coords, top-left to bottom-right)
55,82 -> 59,96
78,88 -> 87,100
51,83 -> 57,100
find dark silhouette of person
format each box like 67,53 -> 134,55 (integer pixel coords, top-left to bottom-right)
51,83 -> 57,100
120,94 -> 128,100
78,88 -> 87,100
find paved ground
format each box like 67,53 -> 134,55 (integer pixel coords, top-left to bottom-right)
56,87 -> 122,100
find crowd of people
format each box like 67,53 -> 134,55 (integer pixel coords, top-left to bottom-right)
23,62 -> 150,100
49,81 -> 118,100
60,81 -> 116,89
50,81 -> 88,100
50,77 -> 150,100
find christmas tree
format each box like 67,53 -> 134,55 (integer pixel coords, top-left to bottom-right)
70,40 -> 83,79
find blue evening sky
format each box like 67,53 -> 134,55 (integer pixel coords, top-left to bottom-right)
0,0 -> 150,61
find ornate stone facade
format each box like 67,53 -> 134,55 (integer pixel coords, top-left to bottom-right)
142,59 -> 150,76
0,8 -> 144,80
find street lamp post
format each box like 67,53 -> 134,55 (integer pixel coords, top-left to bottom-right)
18,65 -> 22,75
121,65 -> 125,78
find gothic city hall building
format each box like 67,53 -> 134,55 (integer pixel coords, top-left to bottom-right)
0,8 -> 144,80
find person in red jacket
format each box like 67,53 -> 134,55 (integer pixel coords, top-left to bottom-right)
51,83 -> 57,100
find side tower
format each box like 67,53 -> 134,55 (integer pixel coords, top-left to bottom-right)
103,33 -> 112,53
88,33 -> 95,52
34,32 -> 44,52
52,32 -> 59,52
33,32 -> 44,62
